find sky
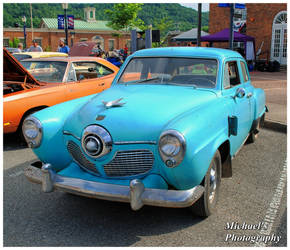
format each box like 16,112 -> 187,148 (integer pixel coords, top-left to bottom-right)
180,3 -> 210,12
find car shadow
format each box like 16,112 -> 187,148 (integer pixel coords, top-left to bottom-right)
3,133 -> 28,151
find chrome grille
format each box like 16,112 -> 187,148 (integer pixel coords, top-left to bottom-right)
104,150 -> 154,177
67,141 -> 100,175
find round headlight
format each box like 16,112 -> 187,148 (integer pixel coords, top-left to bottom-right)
158,130 -> 186,168
22,116 -> 42,148
82,125 -> 112,158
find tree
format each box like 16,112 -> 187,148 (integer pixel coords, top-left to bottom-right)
152,17 -> 174,47
105,3 -> 144,31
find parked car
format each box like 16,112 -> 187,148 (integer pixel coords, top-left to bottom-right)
13,51 -> 68,62
23,47 -> 266,217
3,48 -> 119,135
69,41 -> 101,57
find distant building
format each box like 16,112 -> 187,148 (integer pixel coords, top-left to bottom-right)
3,7 -> 131,52
209,3 -> 287,64
171,28 -> 209,46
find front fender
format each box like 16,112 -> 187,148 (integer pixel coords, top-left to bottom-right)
159,97 -> 231,190
31,94 -> 96,171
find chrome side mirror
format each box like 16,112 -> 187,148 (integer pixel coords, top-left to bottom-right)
234,88 -> 246,99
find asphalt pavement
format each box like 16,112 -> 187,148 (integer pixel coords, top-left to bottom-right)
3,128 -> 287,247
250,70 -> 287,132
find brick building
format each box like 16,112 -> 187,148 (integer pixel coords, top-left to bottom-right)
3,7 -> 131,52
209,3 -> 287,64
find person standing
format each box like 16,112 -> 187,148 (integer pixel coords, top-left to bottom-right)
57,39 -> 70,54
27,40 -> 43,52
14,43 -> 23,53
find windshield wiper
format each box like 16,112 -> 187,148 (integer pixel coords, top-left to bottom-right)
134,77 -> 161,83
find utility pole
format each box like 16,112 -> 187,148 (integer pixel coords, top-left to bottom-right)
229,3 -> 234,50
30,3 -> 34,41
197,3 -> 202,46
62,3 -> 69,45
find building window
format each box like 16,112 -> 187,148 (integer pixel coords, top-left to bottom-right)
90,11 -> 94,19
3,38 -> 10,47
92,35 -> 104,50
109,39 -> 115,51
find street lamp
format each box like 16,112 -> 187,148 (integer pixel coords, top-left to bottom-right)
62,3 -> 69,45
22,15 -> 27,49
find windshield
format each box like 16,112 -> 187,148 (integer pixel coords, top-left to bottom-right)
21,61 -> 68,83
117,57 -> 218,88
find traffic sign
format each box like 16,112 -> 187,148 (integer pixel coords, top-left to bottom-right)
218,3 -> 230,7
235,3 -> 246,9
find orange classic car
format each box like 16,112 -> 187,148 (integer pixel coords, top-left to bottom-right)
3,48 -> 119,135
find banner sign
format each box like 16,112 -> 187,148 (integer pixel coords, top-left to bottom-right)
58,15 -> 74,29
68,15 -> 74,30
58,15 -> 65,29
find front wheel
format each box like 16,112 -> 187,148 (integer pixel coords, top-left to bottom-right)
190,150 -> 222,217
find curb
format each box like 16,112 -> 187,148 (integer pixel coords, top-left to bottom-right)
263,120 -> 287,133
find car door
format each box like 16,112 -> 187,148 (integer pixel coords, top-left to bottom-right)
222,59 -> 252,155
65,61 -> 115,100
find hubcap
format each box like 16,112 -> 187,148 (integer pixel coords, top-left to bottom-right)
209,162 -> 217,203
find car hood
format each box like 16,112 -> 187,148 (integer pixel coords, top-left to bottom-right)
3,48 -> 41,86
63,84 -> 217,142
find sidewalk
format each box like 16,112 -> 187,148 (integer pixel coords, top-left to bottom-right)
250,71 -> 287,132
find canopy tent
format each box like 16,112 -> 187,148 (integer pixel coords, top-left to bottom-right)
172,28 -> 209,42
200,28 -> 256,60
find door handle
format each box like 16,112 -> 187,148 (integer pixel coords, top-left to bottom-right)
247,92 -> 253,98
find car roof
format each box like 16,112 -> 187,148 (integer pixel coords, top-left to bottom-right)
132,47 -> 243,60
13,52 -> 68,57
22,56 -> 107,62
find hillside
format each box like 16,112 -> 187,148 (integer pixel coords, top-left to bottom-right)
3,3 -> 209,33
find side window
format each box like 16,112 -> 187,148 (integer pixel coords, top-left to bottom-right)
228,61 -> 240,87
72,62 -> 113,81
67,64 -> 77,82
224,63 -> 231,89
95,63 -> 114,77
240,61 -> 249,82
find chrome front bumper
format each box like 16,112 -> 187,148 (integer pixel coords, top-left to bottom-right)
25,162 -> 205,211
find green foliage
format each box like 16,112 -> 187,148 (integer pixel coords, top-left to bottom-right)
202,26 -> 209,32
44,45 -> 51,51
3,3 -> 209,36
9,37 -> 20,48
105,3 -> 144,31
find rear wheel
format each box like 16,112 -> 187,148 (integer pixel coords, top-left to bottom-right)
190,150 -> 221,217
247,119 -> 261,143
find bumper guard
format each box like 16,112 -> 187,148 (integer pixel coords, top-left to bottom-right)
25,163 -> 204,211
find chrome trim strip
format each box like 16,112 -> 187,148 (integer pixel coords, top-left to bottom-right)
25,162 -> 205,210
63,131 -> 81,141
114,141 -> 157,145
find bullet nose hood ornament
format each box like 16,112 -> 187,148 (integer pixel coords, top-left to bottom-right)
102,98 -> 126,109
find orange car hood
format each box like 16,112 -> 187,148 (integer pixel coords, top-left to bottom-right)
4,48 -> 41,86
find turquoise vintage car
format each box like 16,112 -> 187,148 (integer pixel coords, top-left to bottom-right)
23,47 -> 266,217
